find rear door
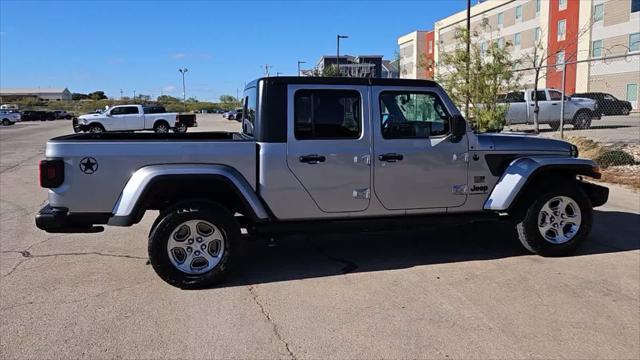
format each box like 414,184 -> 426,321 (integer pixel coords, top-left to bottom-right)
286,85 -> 371,213
546,89 -> 564,122
504,91 -> 528,124
372,87 -> 469,210
110,106 -> 143,130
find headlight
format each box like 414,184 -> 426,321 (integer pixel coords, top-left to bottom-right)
570,144 -> 579,158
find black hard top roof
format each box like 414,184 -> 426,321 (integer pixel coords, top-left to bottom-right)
246,76 -> 439,89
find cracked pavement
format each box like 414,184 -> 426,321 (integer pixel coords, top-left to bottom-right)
1,118 -> 639,359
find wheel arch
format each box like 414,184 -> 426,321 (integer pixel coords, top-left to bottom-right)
484,157 -> 602,212
108,164 -> 271,226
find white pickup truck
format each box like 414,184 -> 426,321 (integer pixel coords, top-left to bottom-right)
499,88 -> 600,130
74,104 -> 197,133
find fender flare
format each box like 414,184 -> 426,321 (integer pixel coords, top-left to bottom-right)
108,164 -> 270,226
483,157 -> 600,211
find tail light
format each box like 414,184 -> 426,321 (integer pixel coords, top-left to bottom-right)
39,160 -> 64,188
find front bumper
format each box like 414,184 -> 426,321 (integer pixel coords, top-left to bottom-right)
35,204 -> 109,233
580,181 -> 609,207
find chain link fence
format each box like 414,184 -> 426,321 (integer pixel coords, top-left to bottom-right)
499,53 -> 640,188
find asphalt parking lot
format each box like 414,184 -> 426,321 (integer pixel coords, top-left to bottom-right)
1,117 -> 639,359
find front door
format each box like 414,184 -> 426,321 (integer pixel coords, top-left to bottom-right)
109,106 -> 142,131
372,87 -> 468,210
286,85 -> 371,213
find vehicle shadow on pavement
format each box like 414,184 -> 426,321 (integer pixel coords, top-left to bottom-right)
224,210 -> 640,288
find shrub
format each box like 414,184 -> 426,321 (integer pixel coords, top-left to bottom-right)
594,149 -> 636,168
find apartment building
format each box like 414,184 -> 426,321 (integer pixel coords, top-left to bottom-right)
407,0 -> 639,108
397,30 -> 435,79
586,0 -> 640,109
434,0 -> 551,88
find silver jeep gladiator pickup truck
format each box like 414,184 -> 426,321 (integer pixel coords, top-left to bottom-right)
36,77 -> 609,288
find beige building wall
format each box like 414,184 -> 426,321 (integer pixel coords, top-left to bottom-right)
434,0 -> 549,88
397,30 -> 429,79
588,0 -> 640,108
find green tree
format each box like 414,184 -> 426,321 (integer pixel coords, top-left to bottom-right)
219,95 -> 237,103
437,25 -> 519,132
88,91 -> 107,100
157,95 -> 181,103
71,93 -> 89,100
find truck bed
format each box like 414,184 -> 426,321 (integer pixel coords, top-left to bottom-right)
45,132 -> 257,214
51,131 -> 246,142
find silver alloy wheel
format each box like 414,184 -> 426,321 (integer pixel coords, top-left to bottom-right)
155,124 -> 169,133
537,196 -> 582,244
89,126 -> 103,133
166,219 -> 225,274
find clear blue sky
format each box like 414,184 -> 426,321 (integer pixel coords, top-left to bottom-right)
0,0 -> 466,101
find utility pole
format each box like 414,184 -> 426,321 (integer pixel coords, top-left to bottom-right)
337,35 -> 349,77
297,60 -> 306,76
236,88 -> 239,102
465,0 -> 471,123
263,64 -> 272,77
276,72 -> 283,77
178,68 -> 188,112
120,89 -> 123,100
133,90 -> 136,102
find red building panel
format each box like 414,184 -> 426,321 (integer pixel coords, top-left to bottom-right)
546,0 -> 581,94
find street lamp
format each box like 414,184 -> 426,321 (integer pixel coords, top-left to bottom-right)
336,35 -> 349,77
297,60 -> 306,76
178,68 -> 188,112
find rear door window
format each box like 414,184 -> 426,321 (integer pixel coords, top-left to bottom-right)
294,89 -> 361,140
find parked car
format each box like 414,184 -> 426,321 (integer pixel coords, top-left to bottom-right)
571,92 -> 633,116
498,88 -> 600,130
226,108 -> 243,121
36,77 -> 608,288
53,110 -> 73,120
0,110 -> 21,126
74,104 -> 197,133
20,110 -> 54,121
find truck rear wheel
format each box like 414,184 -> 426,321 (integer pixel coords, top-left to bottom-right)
515,184 -> 592,256
148,201 -> 239,288
154,122 -> 169,133
573,111 -> 592,129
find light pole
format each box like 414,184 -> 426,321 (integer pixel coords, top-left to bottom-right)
133,90 -> 136,102
178,68 -> 188,112
297,60 -> 306,76
337,35 -> 349,76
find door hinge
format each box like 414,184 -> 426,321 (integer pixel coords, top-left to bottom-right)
353,188 -> 370,199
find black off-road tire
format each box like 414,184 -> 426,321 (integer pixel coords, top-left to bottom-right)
572,110 -> 592,129
548,121 -> 561,131
515,183 -> 592,256
148,201 -> 240,289
2,119 -> 12,126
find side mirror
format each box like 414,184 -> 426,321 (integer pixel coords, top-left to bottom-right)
450,114 -> 467,142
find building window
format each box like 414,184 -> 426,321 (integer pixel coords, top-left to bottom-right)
515,5 -> 523,21
498,12 -> 504,26
498,37 -> 505,48
428,40 -> 433,54
556,50 -> 565,70
535,27 -> 542,42
559,0 -> 567,10
632,0 -> 640,13
480,41 -> 486,56
630,33 -> 640,52
592,40 -> 603,57
536,0 -> 541,13
514,33 -> 521,46
557,19 -> 566,41
593,4 -> 604,22
627,84 -> 638,102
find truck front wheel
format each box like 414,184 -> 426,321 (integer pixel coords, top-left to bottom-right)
148,201 -> 239,288
515,184 -> 592,256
